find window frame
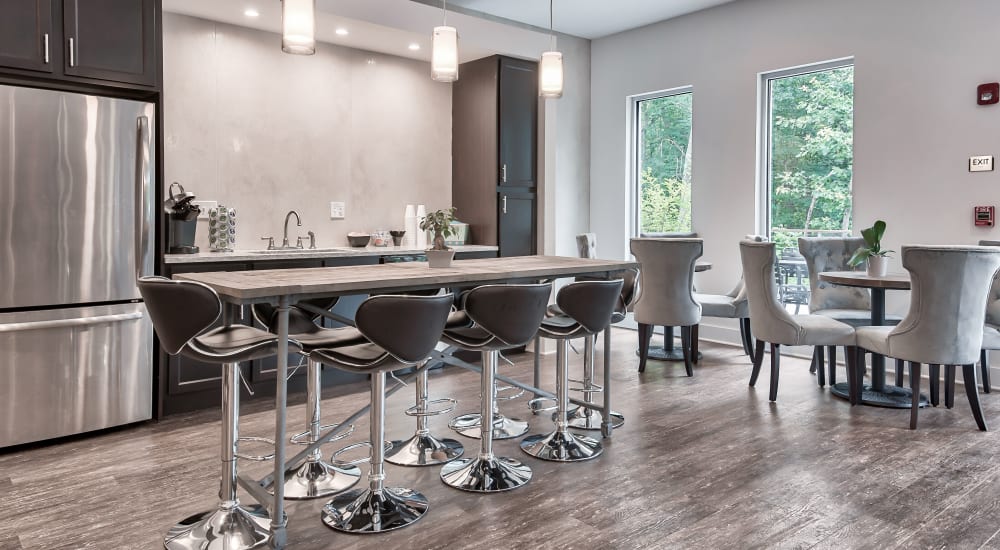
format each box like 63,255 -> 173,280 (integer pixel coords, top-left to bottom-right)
756,57 -> 855,239
627,85 -> 694,239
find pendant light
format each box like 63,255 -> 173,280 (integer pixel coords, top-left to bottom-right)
282,0 -> 316,55
539,0 -> 563,98
431,0 -> 459,82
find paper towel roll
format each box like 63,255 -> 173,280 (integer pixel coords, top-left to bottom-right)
415,204 -> 427,248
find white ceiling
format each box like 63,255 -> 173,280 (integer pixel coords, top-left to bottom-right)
446,0 -> 739,39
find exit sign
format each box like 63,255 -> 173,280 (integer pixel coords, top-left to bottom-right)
970,155 -> 994,172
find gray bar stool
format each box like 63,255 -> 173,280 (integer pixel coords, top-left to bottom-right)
252,300 -> 364,500
521,279 -> 623,462
312,293 -> 453,533
139,277 -> 301,550
439,283 -> 552,492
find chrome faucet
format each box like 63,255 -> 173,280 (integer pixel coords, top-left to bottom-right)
282,210 -> 301,248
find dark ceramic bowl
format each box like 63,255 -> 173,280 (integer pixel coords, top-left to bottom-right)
389,230 -> 406,246
347,234 -> 370,247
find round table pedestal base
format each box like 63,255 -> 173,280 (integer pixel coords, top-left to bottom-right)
830,382 -> 929,409
636,346 -> 703,362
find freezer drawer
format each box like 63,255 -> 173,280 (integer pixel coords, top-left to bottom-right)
0,303 -> 153,447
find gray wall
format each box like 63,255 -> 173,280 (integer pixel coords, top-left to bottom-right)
591,0 -> 1000,340
163,13 -> 452,250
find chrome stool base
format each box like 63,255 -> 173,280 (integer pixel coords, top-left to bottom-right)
273,457 -> 361,500
386,433 -> 464,466
440,455 -> 532,492
321,487 -> 428,534
164,504 -> 270,550
449,413 -> 528,440
520,430 -> 604,462
563,406 -> 625,431
527,396 -> 558,415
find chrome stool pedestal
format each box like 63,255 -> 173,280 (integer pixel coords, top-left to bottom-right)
450,359 -> 528,439
165,363 -> 271,550
521,341 -> 604,462
564,334 -> 625,430
322,372 -> 429,533
267,358 -> 360,500
386,366 -> 464,466
441,350 -> 533,492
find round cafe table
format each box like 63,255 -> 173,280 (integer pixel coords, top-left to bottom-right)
638,261 -> 712,362
818,270 -> 928,408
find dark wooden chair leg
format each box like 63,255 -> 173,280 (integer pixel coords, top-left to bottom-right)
845,346 -> 857,405
828,346 -> 838,386
945,365 -> 955,409
854,346 -> 867,405
982,349 -> 991,394
816,346 -> 826,387
745,320 -> 755,357
638,323 -> 652,373
909,362 -> 921,430
680,326 -> 694,377
895,358 -> 904,387
691,324 -> 700,365
964,363 -> 988,431
749,339 -> 765,386
929,364 -> 940,407
769,343 -> 781,402
809,346 -> 818,374
739,318 -> 752,356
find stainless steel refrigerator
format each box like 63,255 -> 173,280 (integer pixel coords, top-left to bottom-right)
0,84 -> 155,447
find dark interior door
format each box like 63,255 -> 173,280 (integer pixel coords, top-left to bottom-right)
498,57 -> 537,188
63,0 -> 156,86
0,0 -> 53,73
498,191 -> 536,257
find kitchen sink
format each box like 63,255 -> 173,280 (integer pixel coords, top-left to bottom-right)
248,248 -> 344,255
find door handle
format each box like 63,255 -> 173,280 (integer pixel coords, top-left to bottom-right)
501,164 -> 507,183
0,312 -> 144,333
502,195 -> 507,214
68,37 -> 76,67
135,116 -> 152,280
43,33 -> 49,64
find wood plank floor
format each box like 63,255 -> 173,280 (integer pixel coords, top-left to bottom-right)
3,329 -> 1000,549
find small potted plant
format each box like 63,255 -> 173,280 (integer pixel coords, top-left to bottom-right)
848,219 -> 894,277
419,207 -> 458,268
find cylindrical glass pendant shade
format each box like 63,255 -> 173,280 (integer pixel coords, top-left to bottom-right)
282,0 -> 315,55
539,50 -> 563,98
431,26 -> 459,82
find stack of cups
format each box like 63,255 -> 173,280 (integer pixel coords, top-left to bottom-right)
415,204 -> 428,248
404,205 -> 417,248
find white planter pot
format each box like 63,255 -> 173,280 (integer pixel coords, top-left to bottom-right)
867,255 -> 888,277
426,248 -> 455,268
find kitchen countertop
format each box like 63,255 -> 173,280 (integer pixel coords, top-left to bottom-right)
164,244 -> 499,264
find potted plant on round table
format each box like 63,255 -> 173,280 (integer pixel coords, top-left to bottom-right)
848,219 -> 894,277
420,207 -> 458,268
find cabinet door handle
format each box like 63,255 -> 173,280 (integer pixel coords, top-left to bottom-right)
43,33 -> 49,64
68,37 -> 76,67
501,164 -> 507,183
502,195 -> 507,214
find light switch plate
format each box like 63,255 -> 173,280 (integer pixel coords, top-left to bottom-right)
330,201 -> 345,219
192,200 -> 218,219
970,156 -> 994,172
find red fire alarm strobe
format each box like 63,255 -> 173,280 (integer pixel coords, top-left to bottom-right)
975,206 -> 995,227
978,83 -> 1000,105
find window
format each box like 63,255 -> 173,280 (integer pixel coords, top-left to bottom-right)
632,88 -> 693,236
760,61 -> 854,251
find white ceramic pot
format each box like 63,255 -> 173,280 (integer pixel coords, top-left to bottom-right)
867,255 -> 888,277
426,248 -> 455,268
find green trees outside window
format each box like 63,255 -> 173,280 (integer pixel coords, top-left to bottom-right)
637,92 -> 692,234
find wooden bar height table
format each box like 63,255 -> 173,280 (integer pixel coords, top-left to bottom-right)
174,255 -> 638,548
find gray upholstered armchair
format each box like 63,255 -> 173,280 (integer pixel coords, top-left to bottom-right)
854,245 -> 1000,430
977,240 -> 1000,394
694,278 -> 751,356
740,240 -> 857,402
631,238 -> 703,375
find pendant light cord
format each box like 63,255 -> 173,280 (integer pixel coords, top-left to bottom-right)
443,0 -> 447,25
549,0 -> 555,49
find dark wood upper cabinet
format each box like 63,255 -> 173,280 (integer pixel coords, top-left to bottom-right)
0,0 -> 54,73
63,0 -> 157,87
498,57 -> 537,188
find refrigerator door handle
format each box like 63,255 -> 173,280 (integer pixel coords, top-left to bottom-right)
135,116 -> 152,280
0,312 -> 144,333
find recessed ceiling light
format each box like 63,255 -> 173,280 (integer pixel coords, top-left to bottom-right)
335,28 -> 349,36
244,8 -> 259,17
408,43 -> 421,51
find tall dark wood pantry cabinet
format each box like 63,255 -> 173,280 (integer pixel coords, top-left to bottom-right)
452,55 -> 538,257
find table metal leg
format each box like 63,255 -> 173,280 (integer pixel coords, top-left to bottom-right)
270,297 -> 290,549
602,328 -> 613,438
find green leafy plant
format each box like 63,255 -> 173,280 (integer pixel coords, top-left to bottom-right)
419,207 -> 457,251
848,219 -> 894,266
